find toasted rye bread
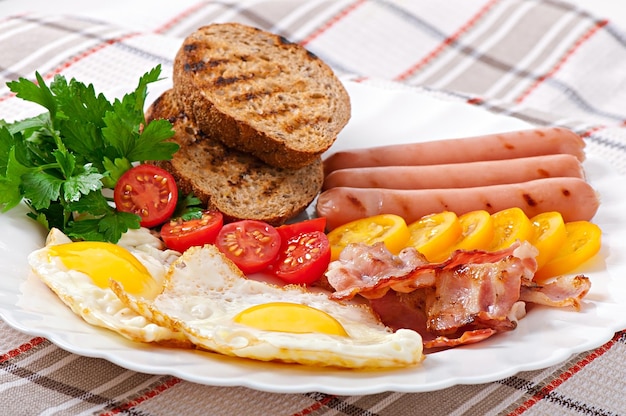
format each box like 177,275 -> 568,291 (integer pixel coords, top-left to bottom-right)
146,89 -> 323,226
172,23 -> 351,169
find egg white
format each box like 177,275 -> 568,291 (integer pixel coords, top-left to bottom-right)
28,228 -> 191,347
112,244 -> 424,368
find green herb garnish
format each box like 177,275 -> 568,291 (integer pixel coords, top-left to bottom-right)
0,65 -> 179,243
173,192 -> 204,221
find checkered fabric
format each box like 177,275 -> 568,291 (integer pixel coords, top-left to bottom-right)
2,1 -> 626,415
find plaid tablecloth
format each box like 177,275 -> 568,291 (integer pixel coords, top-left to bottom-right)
2,1 -> 626,415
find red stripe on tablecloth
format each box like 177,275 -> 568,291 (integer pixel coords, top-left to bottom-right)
0,31 -> 139,104
395,0 -> 499,82
514,19 -> 608,104
299,0 -> 366,46
153,3 -> 208,34
43,32 -> 140,80
507,332 -> 622,415
291,394 -> 336,416
98,376 -> 182,416
0,337 -> 46,363
579,124 -> 607,138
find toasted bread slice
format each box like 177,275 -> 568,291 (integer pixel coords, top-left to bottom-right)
147,89 -> 323,226
173,23 -> 351,169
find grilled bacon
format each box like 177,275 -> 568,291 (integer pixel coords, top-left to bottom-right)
325,241 -> 590,350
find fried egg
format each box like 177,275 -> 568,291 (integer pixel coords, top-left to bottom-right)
28,228 -> 191,347
112,244 -> 424,368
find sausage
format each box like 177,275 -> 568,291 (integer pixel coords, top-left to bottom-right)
316,177 -> 599,230
323,127 -> 585,174
323,154 -> 585,190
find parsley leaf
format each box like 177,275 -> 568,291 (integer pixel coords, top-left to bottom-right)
8,72 -> 58,118
0,147 -> 32,211
21,170 -> 64,210
173,192 -> 204,220
62,164 -> 104,203
0,65 -> 178,242
66,191 -> 141,242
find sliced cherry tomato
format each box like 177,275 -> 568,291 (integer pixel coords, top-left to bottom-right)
327,214 -> 410,261
113,164 -> 178,228
272,231 -> 331,285
276,217 -> 327,242
488,207 -> 533,251
407,211 -> 462,261
215,220 -> 281,274
433,210 -> 494,261
160,210 -> 224,253
534,220 -> 601,281
529,211 -> 567,270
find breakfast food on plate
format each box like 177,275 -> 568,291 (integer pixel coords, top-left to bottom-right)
322,153 -> 585,190
29,225 -> 423,368
110,244 -> 424,368
325,240 -> 591,349
147,89 -> 323,225
318,127 -> 599,230
28,228 -> 191,347
317,123 -> 601,351
324,208 -> 602,280
11,22 -> 602,369
173,22 -> 351,169
317,177 -> 600,230
145,22 -> 352,226
323,127 -> 585,174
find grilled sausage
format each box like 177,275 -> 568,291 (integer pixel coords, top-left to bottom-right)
323,154 -> 584,190
316,177 -> 599,230
324,127 -> 585,174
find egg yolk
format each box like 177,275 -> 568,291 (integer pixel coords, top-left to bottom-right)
48,242 -> 159,296
233,302 -> 348,336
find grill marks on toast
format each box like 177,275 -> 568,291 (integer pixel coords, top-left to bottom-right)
173,23 -> 351,169
167,137 -> 323,225
183,51 -> 320,123
147,89 -> 323,226
145,23 -> 349,224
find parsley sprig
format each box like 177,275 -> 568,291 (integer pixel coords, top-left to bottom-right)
0,65 -> 179,243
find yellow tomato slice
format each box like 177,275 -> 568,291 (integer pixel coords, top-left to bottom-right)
432,210 -> 494,262
534,220 -> 602,281
327,214 -> 410,261
488,207 -> 533,251
407,211 -> 462,261
529,211 -> 567,270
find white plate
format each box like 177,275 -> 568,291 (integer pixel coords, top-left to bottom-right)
1,80 -> 626,395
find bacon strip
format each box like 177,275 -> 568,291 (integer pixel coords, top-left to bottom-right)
325,242 -> 430,300
326,240 -> 590,349
520,274 -> 591,311
424,329 -> 498,350
326,241 -> 535,301
426,258 -> 523,335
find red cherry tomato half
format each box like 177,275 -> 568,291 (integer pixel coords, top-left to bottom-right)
161,211 -> 224,253
276,217 -> 327,242
113,164 -> 178,228
273,231 -> 331,285
215,220 -> 282,274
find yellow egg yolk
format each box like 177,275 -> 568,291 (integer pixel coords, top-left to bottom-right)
233,302 -> 348,336
48,242 -> 160,297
